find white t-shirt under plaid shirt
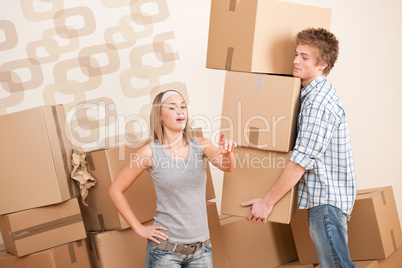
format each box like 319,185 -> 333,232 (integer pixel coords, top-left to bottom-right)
290,75 -> 356,217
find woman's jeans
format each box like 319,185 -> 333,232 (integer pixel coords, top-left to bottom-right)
145,240 -> 213,268
308,205 -> 355,268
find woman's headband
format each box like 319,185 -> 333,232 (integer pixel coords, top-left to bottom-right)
161,91 -> 180,104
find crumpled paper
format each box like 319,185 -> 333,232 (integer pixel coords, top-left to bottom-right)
71,147 -> 97,207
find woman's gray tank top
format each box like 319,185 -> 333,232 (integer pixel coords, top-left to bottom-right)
149,137 -> 209,244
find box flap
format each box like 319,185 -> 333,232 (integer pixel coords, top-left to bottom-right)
356,186 -> 390,199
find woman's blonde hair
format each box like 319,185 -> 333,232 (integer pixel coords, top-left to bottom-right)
150,90 -> 195,144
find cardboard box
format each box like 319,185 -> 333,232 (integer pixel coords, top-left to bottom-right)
221,147 -> 298,224
206,0 -> 331,75
0,239 -> 91,268
87,223 -> 150,268
290,209 -> 318,264
275,260 -> 315,268
373,244 -> 402,268
220,71 -> 301,152
317,245 -> 402,268
220,215 -> 297,268
348,186 -> 402,260
87,202 -> 226,268
206,202 -> 229,268
317,261 -> 377,268
292,187 -> 402,264
81,138 -> 215,231
80,141 -> 157,231
0,105 -> 78,215
0,198 -> 87,257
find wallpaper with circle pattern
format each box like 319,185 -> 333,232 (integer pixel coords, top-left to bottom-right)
0,0 -> 188,150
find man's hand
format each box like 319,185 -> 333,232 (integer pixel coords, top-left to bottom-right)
241,198 -> 273,224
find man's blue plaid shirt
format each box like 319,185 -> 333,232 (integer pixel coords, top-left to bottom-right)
290,75 -> 356,216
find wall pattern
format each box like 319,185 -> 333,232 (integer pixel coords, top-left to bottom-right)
0,0 -> 188,150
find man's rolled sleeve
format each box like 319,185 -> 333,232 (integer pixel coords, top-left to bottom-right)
291,103 -> 338,171
290,150 -> 315,170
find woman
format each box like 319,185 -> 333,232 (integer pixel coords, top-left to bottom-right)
108,90 -> 236,267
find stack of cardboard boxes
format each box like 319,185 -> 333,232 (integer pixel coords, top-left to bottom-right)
206,0 -> 330,267
0,105 -> 91,267
291,186 -> 402,267
0,105 -> 228,267
207,0 -> 402,267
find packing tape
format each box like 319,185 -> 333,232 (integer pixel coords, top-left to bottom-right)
94,239 -> 100,261
88,234 -> 100,261
86,236 -> 95,257
381,191 -> 387,205
391,229 -> 397,251
229,0 -> 237,11
254,75 -> 265,92
86,153 -> 95,171
248,127 -> 259,146
51,106 -> 73,195
97,214 -> 106,231
225,47 -> 234,70
9,213 -> 82,241
68,243 -> 77,263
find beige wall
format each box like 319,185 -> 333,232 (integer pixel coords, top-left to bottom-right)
0,1 -> 189,150
167,0 -> 402,219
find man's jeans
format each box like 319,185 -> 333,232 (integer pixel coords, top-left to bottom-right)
308,205 -> 355,268
145,240 -> 213,268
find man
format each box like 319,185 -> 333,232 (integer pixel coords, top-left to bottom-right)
242,28 -> 356,268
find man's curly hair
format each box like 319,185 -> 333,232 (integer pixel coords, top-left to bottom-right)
296,28 -> 339,76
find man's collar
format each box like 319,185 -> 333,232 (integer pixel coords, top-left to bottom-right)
300,75 -> 326,99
